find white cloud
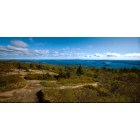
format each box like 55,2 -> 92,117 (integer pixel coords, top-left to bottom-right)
106,53 -> 121,57
93,53 -> 140,60
62,47 -> 70,51
0,45 -> 28,54
94,53 -> 103,57
11,40 -> 28,48
0,44 -> 50,58
0,39 -> 140,60
124,53 -> 140,57
62,47 -> 81,52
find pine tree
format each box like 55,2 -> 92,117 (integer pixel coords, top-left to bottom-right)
76,65 -> 84,76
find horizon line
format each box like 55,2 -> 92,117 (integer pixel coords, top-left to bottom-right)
0,58 -> 140,61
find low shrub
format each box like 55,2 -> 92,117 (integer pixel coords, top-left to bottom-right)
24,73 -> 54,80
0,75 -> 26,92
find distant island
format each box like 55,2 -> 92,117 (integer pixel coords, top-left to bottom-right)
0,59 -> 140,69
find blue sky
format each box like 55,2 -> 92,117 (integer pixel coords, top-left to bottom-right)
0,37 -> 140,60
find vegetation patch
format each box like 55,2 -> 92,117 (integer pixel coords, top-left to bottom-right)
0,75 -> 26,92
39,85 -> 132,103
0,61 -> 140,103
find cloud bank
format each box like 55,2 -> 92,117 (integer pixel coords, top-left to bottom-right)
0,40 -> 140,60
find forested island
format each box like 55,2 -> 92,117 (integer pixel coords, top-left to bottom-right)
0,61 -> 140,103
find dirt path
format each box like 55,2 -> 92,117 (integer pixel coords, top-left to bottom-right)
46,83 -> 98,90
0,80 -> 98,103
0,80 -> 42,103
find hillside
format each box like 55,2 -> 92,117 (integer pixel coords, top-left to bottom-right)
0,61 -> 140,103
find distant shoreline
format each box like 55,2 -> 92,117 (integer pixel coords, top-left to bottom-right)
0,59 -> 140,69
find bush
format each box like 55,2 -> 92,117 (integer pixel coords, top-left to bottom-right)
24,73 -> 54,80
0,62 -> 14,73
0,75 -> 26,92
76,65 -> 84,76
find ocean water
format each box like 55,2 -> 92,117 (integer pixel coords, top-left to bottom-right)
2,59 -> 140,69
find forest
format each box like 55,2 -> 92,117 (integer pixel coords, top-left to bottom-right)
0,61 -> 140,103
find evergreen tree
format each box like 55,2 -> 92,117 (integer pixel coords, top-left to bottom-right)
76,65 -> 84,76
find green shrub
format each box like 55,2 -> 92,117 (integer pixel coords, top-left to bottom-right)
24,73 -> 54,80
0,75 -> 26,92
76,65 -> 84,76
